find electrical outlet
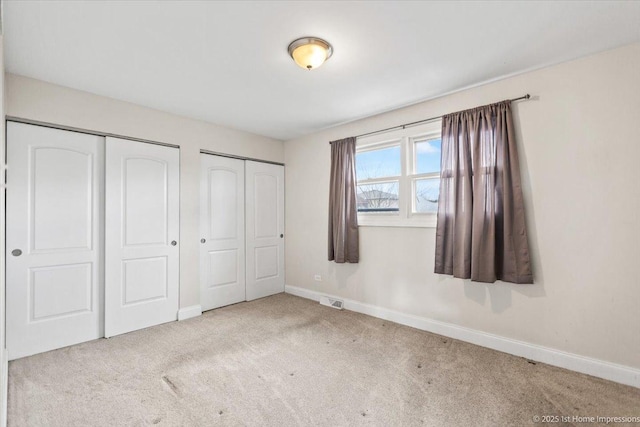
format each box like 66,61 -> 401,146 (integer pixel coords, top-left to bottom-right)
314,274 -> 322,282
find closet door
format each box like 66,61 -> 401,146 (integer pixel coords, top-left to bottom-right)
245,161 -> 285,300
200,154 -> 245,311
105,137 -> 180,337
6,122 -> 104,360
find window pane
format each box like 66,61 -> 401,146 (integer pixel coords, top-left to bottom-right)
357,182 -> 399,212
356,146 -> 401,180
414,178 -> 440,213
415,139 -> 441,174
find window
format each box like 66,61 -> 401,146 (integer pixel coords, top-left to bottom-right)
355,121 -> 441,227
356,143 -> 401,213
412,137 -> 441,214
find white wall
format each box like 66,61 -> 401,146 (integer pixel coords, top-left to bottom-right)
5,73 -> 284,310
284,43 -> 640,371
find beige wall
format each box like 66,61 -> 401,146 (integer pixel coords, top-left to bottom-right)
284,43 -> 640,369
5,73 -> 284,310
0,35 -> 7,427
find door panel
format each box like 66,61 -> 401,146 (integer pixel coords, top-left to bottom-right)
122,257 -> 168,305
124,158 -> 168,246
208,249 -> 238,286
6,122 -> 104,360
200,154 -> 245,311
105,137 -> 179,337
31,147 -> 93,251
30,263 -> 93,320
246,161 -> 284,301
208,169 -> 239,240
255,246 -> 278,279
255,175 -> 278,238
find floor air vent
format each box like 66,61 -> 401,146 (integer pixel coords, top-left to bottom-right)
319,296 -> 344,310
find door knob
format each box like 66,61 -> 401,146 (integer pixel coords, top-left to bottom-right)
171,241 -> 177,246
280,234 -> 284,238
11,249 -> 22,257
200,238 -> 206,244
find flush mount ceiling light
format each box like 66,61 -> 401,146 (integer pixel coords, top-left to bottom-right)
288,37 -> 333,70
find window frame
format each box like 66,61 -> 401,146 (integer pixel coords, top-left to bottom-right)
354,138 -> 402,214
356,121 -> 441,228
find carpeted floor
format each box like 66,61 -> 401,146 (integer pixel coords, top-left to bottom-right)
8,293 -> 640,426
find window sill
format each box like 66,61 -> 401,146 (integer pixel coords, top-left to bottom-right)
357,214 -> 437,228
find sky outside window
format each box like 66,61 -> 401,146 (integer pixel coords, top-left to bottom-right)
415,139 -> 441,174
356,146 -> 401,180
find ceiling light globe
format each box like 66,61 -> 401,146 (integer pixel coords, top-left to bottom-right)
288,37 -> 333,71
292,44 -> 327,70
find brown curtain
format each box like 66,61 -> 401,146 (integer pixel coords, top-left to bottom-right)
434,100 -> 532,284
328,137 -> 359,263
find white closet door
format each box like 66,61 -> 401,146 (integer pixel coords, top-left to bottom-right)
6,122 -> 104,360
245,161 -> 285,301
105,137 -> 180,337
200,154 -> 245,311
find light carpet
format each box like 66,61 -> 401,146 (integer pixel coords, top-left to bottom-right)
8,293 -> 640,426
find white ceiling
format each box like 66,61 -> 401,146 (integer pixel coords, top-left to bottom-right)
4,1 -> 640,141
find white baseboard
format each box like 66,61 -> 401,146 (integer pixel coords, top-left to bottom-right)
285,284 -> 640,389
177,305 -> 202,321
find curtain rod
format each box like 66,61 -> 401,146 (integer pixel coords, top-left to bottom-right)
345,94 -> 531,140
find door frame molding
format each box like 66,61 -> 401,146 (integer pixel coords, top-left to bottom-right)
7,117 -> 179,149
5,119 -> 285,168
200,149 -> 284,166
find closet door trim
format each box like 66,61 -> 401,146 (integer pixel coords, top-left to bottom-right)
6,117 -> 180,149
199,149 -> 284,167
